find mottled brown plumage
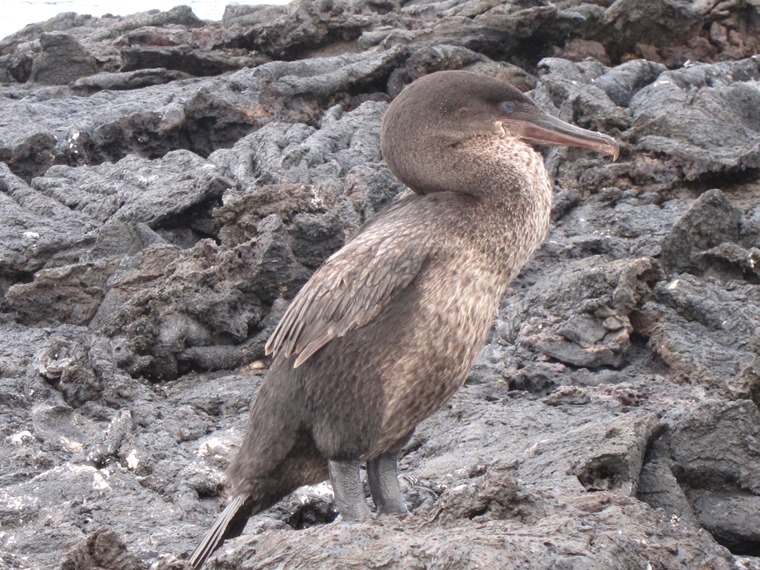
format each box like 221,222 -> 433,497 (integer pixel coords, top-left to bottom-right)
189,70 -> 618,568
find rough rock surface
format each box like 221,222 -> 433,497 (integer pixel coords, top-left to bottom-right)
0,1 -> 759,569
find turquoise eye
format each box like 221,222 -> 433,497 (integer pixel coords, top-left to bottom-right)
504,102 -> 514,113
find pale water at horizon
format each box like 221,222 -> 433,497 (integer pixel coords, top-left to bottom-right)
0,0 -> 289,40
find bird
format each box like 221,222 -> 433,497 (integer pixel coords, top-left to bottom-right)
188,69 -> 619,568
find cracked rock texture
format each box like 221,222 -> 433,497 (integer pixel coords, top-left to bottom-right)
1,1 -> 759,569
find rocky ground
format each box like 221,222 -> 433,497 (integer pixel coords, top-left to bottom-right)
1,0 -> 759,568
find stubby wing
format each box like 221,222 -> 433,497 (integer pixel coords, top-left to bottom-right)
266,228 -> 427,368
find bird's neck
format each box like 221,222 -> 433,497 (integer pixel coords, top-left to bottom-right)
385,134 -> 554,280
464,138 -> 554,279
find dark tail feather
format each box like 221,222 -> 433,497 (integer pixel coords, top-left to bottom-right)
189,493 -> 254,569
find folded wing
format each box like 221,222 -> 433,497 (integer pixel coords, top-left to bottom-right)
266,225 -> 428,368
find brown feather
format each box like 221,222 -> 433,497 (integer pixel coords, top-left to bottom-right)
267,219 -> 429,368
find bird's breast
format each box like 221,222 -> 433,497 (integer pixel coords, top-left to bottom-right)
374,256 -> 505,447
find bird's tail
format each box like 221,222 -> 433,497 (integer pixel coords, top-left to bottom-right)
188,493 -> 255,569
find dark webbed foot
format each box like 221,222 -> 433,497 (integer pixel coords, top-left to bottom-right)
328,459 -> 372,520
367,451 -> 408,515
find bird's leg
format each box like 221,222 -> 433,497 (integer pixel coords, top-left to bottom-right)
328,459 -> 372,520
367,450 -> 408,515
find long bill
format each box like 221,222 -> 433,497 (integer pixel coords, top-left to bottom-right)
510,111 -> 620,160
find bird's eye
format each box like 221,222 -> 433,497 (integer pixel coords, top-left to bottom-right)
504,102 -> 514,113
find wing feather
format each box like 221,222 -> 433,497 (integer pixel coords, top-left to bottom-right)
266,226 -> 428,368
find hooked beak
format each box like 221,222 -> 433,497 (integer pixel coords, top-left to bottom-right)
509,111 -> 620,160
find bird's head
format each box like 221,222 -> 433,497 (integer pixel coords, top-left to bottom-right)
381,71 -> 619,195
